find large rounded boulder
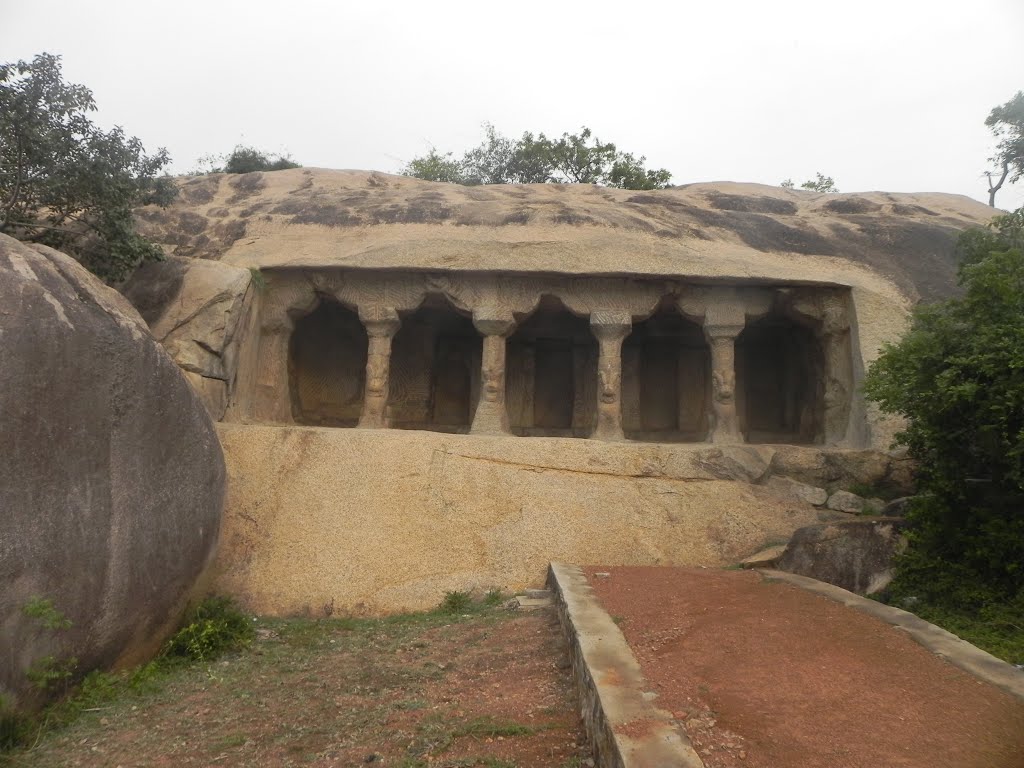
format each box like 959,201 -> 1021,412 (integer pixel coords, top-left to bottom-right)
0,235 -> 225,711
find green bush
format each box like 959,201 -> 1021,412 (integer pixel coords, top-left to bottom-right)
439,591 -> 474,614
222,145 -> 300,174
864,208 -> 1024,661
161,596 -> 254,662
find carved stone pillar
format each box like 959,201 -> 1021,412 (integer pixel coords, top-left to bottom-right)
254,313 -> 295,424
591,310 -> 632,441
471,311 -> 516,435
706,324 -> 743,444
358,306 -> 400,429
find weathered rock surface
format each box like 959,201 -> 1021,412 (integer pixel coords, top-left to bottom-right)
764,475 -> 829,506
740,545 -> 788,569
769,447 -> 916,496
882,497 -> 914,517
826,490 -> 868,514
134,171 -> 996,304
775,517 -> 909,594
0,235 -> 225,711
212,425 -> 827,615
121,256 -> 254,420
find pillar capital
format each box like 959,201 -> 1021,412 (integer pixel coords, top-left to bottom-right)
590,309 -> 632,335
704,323 -> 744,341
358,305 -> 400,337
472,307 -> 516,338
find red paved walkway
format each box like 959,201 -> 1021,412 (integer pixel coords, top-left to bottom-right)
587,566 -> 1024,768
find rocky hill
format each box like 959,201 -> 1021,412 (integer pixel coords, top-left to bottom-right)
134,169 -> 999,302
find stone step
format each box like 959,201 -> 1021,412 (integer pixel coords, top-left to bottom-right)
512,589 -> 554,610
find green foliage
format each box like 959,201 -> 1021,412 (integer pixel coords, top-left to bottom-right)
986,91 -> 1024,185
222,145 -> 300,174
0,52 -> 175,282
402,123 -> 672,190
25,655 -> 77,693
161,596 -> 255,662
402,147 -> 466,184
22,597 -> 71,631
481,588 -> 505,607
439,590 -> 474,614
864,208 -> 1024,659
193,145 -> 301,175
781,172 -> 838,192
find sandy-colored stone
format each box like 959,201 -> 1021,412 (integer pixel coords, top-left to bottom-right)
211,424 -> 829,615
0,235 -> 224,713
129,170 -> 998,453
136,171 -> 993,305
740,545 -> 788,568
764,476 -> 828,506
826,489 -> 867,513
121,256 -> 253,419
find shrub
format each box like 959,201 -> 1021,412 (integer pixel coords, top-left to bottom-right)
161,596 -> 254,662
439,591 -> 474,614
222,145 -> 300,174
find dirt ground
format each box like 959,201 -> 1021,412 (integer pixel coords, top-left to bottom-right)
586,566 -> 1024,768
4,607 -> 591,768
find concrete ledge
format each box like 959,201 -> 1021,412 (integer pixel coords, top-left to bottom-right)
759,569 -> 1024,702
547,562 -> 704,768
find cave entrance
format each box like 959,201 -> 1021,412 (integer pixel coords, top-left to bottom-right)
288,298 -> 367,427
506,296 -> 597,437
623,303 -> 711,442
736,316 -> 823,444
388,294 -> 481,433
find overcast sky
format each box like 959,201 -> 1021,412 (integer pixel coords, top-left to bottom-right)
4,0 -> 1023,209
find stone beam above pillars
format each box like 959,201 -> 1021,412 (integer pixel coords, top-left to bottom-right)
358,306 -> 400,429
703,293 -> 746,444
591,310 -> 632,441
471,308 -> 516,435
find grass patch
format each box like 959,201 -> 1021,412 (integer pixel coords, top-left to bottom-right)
405,713 -> 537,762
898,600 -> 1024,664
1,594 -> 577,767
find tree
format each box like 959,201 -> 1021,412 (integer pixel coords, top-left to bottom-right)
400,147 -> 467,184
780,173 -> 838,192
402,124 -> 672,190
0,53 -> 175,282
984,91 -> 1024,207
863,208 -> 1024,621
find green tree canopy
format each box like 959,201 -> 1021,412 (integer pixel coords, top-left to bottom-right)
0,53 -> 175,282
780,172 -> 839,192
402,124 -> 672,190
194,145 -> 301,175
864,208 -> 1024,617
984,90 -> 1024,207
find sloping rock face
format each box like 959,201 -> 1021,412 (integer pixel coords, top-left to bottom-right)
134,170 -> 998,302
0,235 -> 225,711
775,517 -> 909,594
121,256 -> 254,420
213,425 -> 828,615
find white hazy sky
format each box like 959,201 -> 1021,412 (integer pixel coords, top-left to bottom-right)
4,0 -> 1023,210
